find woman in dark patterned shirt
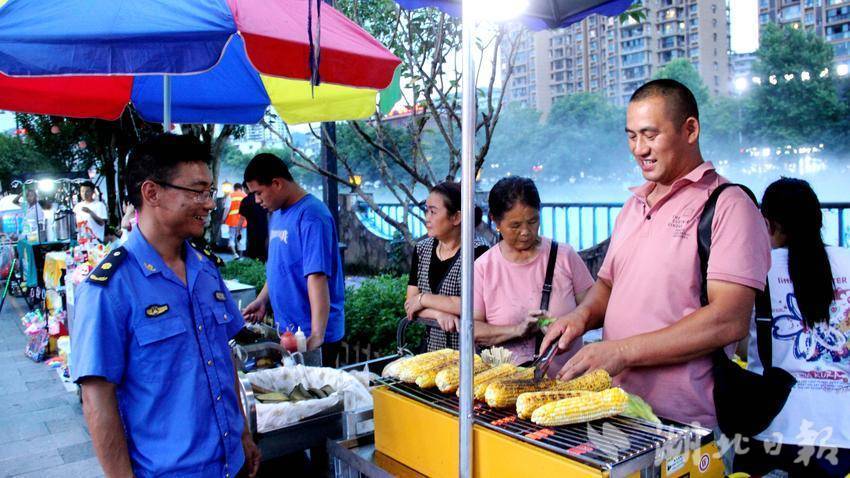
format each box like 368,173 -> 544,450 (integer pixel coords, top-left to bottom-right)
404,181 -> 488,350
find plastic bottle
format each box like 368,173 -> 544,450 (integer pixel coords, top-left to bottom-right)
294,327 -> 307,353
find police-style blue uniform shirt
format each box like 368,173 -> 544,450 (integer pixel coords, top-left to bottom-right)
71,230 -> 246,478
267,194 -> 345,343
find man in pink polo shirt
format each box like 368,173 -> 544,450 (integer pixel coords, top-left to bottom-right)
541,79 -> 771,429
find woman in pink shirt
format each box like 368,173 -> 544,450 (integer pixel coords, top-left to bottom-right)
473,177 -> 594,374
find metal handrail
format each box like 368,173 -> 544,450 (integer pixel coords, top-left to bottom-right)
368,201 -> 850,248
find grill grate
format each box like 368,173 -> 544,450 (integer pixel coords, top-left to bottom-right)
375,377 -> 701,472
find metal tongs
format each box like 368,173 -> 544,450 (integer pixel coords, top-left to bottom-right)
531,342 -> 559,382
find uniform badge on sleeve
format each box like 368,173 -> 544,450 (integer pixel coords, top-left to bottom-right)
214,291 -> 226,301
145,304 -> 169,317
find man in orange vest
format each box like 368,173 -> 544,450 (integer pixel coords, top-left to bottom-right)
224,182 -> 247,258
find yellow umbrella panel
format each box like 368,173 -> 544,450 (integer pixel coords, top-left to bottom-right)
262,76 -> 378,125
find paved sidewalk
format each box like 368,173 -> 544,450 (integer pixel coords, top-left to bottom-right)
0,296 -> 103,478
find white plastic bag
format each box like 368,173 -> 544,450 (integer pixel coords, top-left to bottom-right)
247,365 -> 372,434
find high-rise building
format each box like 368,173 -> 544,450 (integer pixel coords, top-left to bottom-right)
756,0 -> 850,63
502,0 -> 731,112
241,110 -> 287,144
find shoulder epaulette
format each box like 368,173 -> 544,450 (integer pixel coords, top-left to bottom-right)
86,247 -> 127,285
188,239 -> 224,268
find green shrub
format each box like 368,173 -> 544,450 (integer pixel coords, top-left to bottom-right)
221,258 -> 267,291
384,235 -> 412,277
344,274 -> 423,355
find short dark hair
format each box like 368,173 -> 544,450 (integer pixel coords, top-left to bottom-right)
430,181 -> 461,216
80,181 -> 96,190
233,182 -> 243,190
125,134 -> 211,208
629,79 -> 699,125
243,153 -> 294,185
488,176 -> 541,222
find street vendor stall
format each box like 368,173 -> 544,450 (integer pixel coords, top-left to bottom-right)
328,343 -> 725,478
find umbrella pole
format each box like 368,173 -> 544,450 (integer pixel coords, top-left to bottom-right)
458,0 -> 476,476
162,75 -> 172,131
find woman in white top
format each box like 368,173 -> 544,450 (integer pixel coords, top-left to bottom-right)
738,178 -> 850,476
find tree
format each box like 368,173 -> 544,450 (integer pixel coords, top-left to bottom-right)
483,104 -> 543,170
700,95 -> 745,159
745,24 -> 846,149
541,93 -> 627,179
653,58 -> 710,108
0,133 -> 47,185
179,124 -> 244,191
652,59 -> 744,159
219,142 -> 318,187
15,115 -> 102,174
261,0 -> 523,243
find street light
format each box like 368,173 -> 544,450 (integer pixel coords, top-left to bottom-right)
734,77 -> 749,93
37,179 -> 55,194
469,0 -> 529,21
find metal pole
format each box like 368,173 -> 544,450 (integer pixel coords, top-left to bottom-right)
458,0 -> 476,476
163,75 -> 172,132
321,0 -> 341,241
321,122 -> 340,228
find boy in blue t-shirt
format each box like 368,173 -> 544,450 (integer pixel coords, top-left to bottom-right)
241,153 -> 345,366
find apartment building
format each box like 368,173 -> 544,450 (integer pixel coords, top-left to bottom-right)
756,0 -> 850,62
502,0 -> 731,112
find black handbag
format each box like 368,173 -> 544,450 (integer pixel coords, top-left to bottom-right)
698,183 -> 796,437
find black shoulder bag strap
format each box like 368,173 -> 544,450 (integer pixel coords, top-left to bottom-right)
699,183 -> 795,437
540,241 -> 559,311
698,183 -> 774,366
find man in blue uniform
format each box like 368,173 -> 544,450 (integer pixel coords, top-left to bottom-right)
71,134 -> 261,478
241,153 -> 345,367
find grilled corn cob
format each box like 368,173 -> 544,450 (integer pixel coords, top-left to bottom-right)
381,356 -> 413,378
417,355 -> 484,389
393,349 -> 454,378
468,363 -> 519,401
471,366 -> 532,400
530,387 -> 629,426
434,360 -> 491,392
552,369 -> 612,392
515,390 -> 591,419
397,349 -> 459,383
484,378 -> 557,408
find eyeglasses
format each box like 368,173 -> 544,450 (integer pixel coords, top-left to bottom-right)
154,181 -> 217,203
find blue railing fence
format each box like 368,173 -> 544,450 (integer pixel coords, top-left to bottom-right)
362,202 -> 850,250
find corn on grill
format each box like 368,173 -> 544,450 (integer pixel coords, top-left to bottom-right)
372,377 -> 724,478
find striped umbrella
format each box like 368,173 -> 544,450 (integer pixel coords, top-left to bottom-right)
0,0 -> 401,124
